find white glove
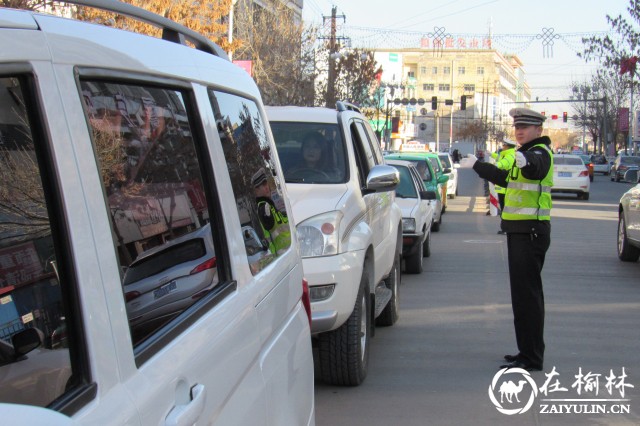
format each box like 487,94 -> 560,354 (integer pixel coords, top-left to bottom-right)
515,151 -> 527,168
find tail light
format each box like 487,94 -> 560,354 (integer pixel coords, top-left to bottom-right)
578,170 -> 589,177
125,291 -> 141,302
301,278 -> 312,327
190,257 -> 217,275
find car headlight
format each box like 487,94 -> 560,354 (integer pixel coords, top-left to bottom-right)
402,217 -> 416,233
297,211 -> 343,258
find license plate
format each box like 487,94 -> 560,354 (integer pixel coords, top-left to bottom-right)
154,281 -> 177,299
558,171 -> 571,177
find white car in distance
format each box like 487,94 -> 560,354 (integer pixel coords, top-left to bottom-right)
386,159 -> 436,274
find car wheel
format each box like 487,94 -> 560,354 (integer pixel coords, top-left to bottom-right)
317,272 -> 371,386
431,217 -> 440,232
405,239 -> 423,274
615,173 -> 621,182
423,230 -> 431,258
580,192 -> 589,200
618,214 -> 640,262
377,254 -> 400,326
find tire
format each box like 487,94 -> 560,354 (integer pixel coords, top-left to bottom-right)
377,254 -> 400,326
618,214 -> 640,262
316,273 -> 371,386
431,217 -> 441,232
615,173 -> 621,182
582,192 -> 589,200
423,230 -> 431,258
405,239 -> 423,274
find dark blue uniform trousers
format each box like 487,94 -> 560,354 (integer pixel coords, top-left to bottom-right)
507,232 -> 550,368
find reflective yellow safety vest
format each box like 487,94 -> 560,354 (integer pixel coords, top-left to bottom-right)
502,144 -> 553,221
494,147 -> 516,194
258,200 -> 291,255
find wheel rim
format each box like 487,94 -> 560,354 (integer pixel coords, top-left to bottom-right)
392,260 -> 399,316
359,292 -> 367,361
618,217 -> 625,254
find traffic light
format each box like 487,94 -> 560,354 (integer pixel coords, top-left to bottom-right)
460,95 -> 466,110
563,112 -> 568,122
431,96 -> 437,110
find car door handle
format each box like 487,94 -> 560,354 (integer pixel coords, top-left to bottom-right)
165,384 -> 206,426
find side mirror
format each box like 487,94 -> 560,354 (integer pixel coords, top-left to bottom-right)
437,174 -> 449,184
443,167 -> 452,174
12,328 -> 43,358
365,165 -> 400,194
420,190 -> 437,200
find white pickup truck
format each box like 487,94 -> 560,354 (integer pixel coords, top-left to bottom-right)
267,102 -> 403,386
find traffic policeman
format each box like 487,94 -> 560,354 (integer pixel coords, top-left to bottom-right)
491,139 -> 517,234
469,107 -> 553,371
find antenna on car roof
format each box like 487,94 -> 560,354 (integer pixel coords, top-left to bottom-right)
336,101 -> 361,113
52,0 -> 229,60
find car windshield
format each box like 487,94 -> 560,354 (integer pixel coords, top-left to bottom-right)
438,155 -> 451,168
270,122 -> 347,184
394,165 -> 418,199
407,160 -> 433,181
554,156 -> 583,166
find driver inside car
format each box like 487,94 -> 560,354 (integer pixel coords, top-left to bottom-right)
287,131 -> 336,182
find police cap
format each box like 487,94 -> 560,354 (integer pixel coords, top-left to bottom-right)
509,107 -> 547,126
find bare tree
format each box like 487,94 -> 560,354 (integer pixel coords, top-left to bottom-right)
72,0 -> 239,52
232,0 -> 317,106
315,48 -> 379,107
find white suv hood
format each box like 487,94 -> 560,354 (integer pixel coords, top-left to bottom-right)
286,184 -> 349,223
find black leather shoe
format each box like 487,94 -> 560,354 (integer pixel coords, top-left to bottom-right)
500,360 -> 542,371
503,354 -> 518,362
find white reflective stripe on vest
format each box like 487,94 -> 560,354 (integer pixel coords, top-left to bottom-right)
508,182 -> 552,193
502,206 -> 551,216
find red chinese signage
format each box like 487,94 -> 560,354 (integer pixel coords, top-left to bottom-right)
618,108 -> 630,132
420,37 -> 492,50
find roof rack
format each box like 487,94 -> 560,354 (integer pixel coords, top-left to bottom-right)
52,0 -> 228,60
336,101 -> 361,113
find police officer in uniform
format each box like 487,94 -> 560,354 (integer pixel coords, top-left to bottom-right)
491,139 -> 517,234
252,168 -> 291,256
469,108 -> 553,371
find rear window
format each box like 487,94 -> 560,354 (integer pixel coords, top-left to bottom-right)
621,156 -> 640,165
124,238 -> 206,284
554,156 -> 583,166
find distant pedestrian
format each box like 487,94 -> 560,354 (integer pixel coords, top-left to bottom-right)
467,107 -> 553,371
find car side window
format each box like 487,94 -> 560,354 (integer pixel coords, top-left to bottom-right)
208,90 -> 289,271
81,80 -> 223,348
0,76 -> 77,407
359,121 -> 384,165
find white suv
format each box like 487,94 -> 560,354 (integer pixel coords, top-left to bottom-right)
0,3 -> 314,425
267,103 -> 403,386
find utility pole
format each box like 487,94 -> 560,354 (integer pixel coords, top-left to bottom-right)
321,7 -> 347,108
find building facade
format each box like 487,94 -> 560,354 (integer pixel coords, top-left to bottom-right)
374,47 -> 531,152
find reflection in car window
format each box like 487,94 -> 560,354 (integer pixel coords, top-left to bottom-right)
0,77 -> 73,407
82,80 -> 220,346
208,90 -> 286,273
409,160 -> 432,181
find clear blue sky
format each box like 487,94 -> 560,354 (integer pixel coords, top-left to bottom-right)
303,0 -> 632,115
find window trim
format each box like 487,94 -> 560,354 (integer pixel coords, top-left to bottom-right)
0,65 -> 96,415
74,68 -> 235,365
